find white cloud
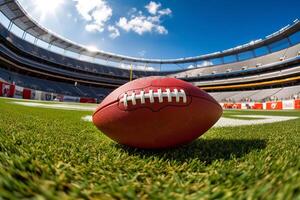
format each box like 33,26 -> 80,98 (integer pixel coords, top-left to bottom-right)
85,23 -> 103,32
145,1 -> 161,15
198,61 -> 213,67
158,8 -> 172,16
188,61 -> 213,69
120,63 -> 156,71
128,7 -> 138,15
117,16 -> 157,35
74,0 -> 112,33
117,15 -> 168,35
147,15 -> 160,22
108,25 -> 120,39
117,2 -> 171,36
156,25 -> 168,34
73,0 -> 171,37
117,17 -> 131,32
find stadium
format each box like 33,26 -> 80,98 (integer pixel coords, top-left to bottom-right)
0,0 -> 299,199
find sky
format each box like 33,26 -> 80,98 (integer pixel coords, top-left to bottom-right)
16,0 -> 300,60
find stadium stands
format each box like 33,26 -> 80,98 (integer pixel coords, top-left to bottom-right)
0,67 -> 112,98
210,85 -> 300,102
1,20 -> 299,86
194,62 -> 300,87
0,23 -> 172,79
172,43 -> 300,79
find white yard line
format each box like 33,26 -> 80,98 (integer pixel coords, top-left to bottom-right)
12,102 -> 97,111
215,115 -> 298,127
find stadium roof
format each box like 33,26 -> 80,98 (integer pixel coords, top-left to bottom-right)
0,0 -> 300,64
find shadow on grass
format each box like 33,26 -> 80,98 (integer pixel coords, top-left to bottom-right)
114,139 -> 266,164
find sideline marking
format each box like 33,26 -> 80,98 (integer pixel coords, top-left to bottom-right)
215,115 -> 298,127
13,102 -> 96,111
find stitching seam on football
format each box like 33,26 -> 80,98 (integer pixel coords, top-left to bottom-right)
120,89 -> 187,107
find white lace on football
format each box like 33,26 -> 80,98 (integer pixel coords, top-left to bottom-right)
121,89 -> 187,107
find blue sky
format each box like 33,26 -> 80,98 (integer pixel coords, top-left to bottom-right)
17,0 -> 300,59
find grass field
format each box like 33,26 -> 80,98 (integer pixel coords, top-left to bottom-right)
0,97 -> 300,200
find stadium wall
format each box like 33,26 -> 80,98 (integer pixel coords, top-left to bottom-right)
221,101 -> 300,110
0,80 -> 96,103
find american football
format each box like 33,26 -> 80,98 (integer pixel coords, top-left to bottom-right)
0,0 -> 300,199
93,76 -> 223,148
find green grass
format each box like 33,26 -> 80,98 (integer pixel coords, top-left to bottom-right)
0,98 -> 300,200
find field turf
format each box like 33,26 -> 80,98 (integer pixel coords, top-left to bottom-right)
0,98 -> 299,199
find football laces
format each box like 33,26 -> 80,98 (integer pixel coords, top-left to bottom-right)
121,88 -> 187,107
